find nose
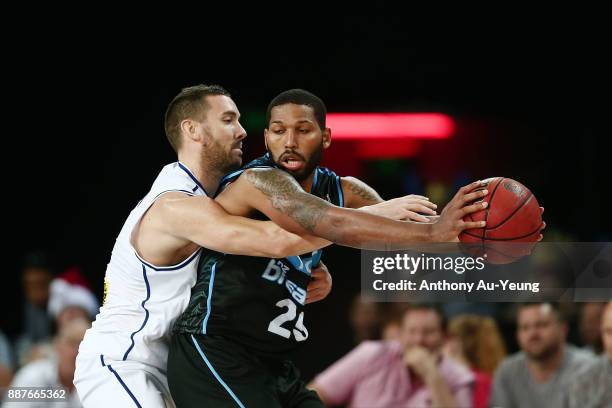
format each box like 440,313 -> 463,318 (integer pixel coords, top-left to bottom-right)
284,130 -> 297,149
236,121 -> 247,141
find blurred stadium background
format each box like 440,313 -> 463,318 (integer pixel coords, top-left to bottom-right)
2,17 -> 609,397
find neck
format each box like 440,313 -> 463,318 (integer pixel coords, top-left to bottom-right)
528,343 -> 565,382
178,154 -> 225,195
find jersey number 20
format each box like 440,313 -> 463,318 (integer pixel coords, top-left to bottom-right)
268,298 -> 308,341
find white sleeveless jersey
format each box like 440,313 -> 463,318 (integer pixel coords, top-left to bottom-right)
79,162 -> 206,371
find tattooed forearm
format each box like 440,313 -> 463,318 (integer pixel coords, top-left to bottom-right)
244,168 -> 330,232
345,177 -> 383,205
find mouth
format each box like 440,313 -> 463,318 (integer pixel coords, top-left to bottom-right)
231,143 -> 243,156
279,152 -> 305,171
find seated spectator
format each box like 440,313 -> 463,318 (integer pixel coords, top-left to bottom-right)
18,266 -> 100,365
3,318 -> 90,407
15,251 -> 54,366
349,294 -> 382,344
490,303 -> 595,408
311,303 -> 474,407
48,266 -> 99,330
1,329 -> 15,388
444,315 -> 506,408
578,301 -> 606,354
567,301 -> 612,408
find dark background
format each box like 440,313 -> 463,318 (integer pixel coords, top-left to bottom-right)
3,20 -> 609,379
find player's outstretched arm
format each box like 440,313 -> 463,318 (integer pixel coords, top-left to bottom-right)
216,168 -> 488,249
154,193 -> 330,258
341,176 -> 438,222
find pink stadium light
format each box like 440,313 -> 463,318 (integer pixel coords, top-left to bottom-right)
327,113 -> 454,140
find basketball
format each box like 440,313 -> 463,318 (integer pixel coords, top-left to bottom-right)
459,177 -> 543,263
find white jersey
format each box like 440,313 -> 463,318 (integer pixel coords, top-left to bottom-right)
78,162 -> 206,372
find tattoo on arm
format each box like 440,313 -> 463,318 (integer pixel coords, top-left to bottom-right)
345,177 -> 383,205
244,168 -> 330,232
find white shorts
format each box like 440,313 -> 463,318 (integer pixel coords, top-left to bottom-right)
74,352 -> 175,408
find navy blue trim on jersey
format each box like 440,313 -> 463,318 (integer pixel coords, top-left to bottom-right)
190,335 -> 246,408
134,248 -> 201,272
100,354 -> 106,367
151,189 -> 195,202
107,364 -> 143,407
122,265 -> 151,361
178,162 -> 208,196
311,167 -> 320,193
335,176 -> 344,207
201,262 -> 217,334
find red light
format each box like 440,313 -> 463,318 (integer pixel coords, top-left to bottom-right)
327,113 -> 454,140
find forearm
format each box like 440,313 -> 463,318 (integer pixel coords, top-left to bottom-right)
272,226 -> 331,258
215,218 -> 327,258
243,168 -> 433,249
312,206 -> 433,250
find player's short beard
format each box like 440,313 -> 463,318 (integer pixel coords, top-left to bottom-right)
202,136 -> 241,177
276,142 -> 323,182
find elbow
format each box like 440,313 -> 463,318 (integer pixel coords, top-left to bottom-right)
265,226 -> 302,258
270,234 -> 299,258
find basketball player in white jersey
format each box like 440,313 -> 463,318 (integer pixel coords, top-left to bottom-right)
74,85 -> 332,407
74,84 -> 490,407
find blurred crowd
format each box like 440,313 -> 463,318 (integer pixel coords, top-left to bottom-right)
1,251 -> 610,408
309,297 -> 611,407
1,252 -> 99,407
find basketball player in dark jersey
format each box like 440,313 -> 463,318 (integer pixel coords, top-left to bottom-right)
169,89 -> 497,407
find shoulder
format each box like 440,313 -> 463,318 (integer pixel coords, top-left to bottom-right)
153,191 -> 208,210
350,340 -> 391,362
494,351 -> 527,378
572,355 -> 608,383
566,344 -> 597,368
340,176 -> 382,207
239,167 -> 302,193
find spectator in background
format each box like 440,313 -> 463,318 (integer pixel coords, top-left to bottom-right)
567,301 -> 612,408
349,295 -> 382,344
444,315 -> 506,408
3,318 -> 90,407
490,303 -> 595,408
0,330 -> 15,388
16,251 -> 54,366
47,266 -> 99,330
578,301 -> 606,354
18,266 -> 100,364
379,303 -> 409,341
311,304 -> 474,407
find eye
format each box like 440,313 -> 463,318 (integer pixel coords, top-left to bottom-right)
223,118 -> 232,124
299,128 -> 309,133
274,129 -> 285,134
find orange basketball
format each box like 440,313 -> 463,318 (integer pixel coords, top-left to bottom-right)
459,177 -> 543,263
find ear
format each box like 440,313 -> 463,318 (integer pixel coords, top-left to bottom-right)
264,128 -> 269,151
322,127 -> 332,150
180,119 -> 200,143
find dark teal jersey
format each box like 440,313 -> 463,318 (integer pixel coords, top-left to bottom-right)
173,153 -> 344,358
